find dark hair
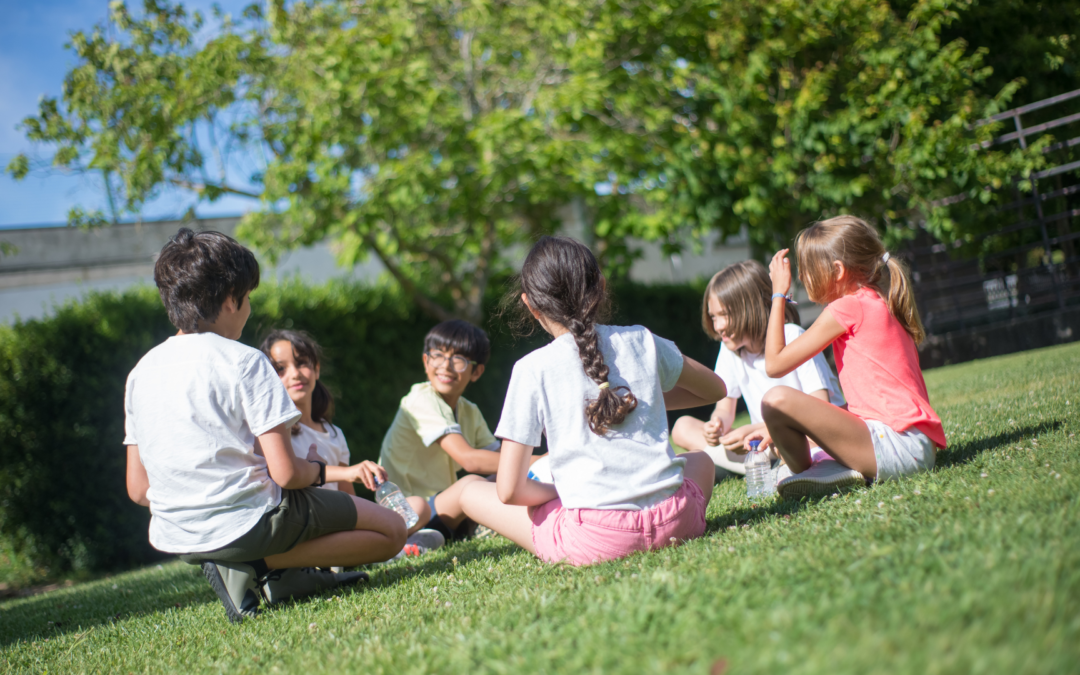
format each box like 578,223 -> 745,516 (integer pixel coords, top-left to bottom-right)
153,228 -> 260,333
423,319 -> 491,365
509,236 -> 637,436
259,329 -> 335,435
702,260 -> 800,354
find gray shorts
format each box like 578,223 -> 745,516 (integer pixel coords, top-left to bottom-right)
866,419 -> 936,481
177,487 -> 357,565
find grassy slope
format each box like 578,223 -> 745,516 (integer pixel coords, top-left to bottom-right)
2,344 -> 1078,674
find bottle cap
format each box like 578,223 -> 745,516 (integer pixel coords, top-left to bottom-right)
748,440 -> 761,451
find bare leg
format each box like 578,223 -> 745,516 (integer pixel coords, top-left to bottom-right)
681,451 -> 716,504
405,496 -> 430,535
458,481 -> 537,554
432,474 -> 485,529
672,416 -> 747,476
264,495 -> 407,568
761,386 -> 876,478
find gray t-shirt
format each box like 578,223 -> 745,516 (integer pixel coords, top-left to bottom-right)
494,324 -> 686,510
124,333 -> 301,553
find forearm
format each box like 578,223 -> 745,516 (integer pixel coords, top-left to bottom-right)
440,434 -> 503,474
501,478 -> 558,506
281,455 -> 321,489
126,445 -> 151,507
764,296 -> 792,376
665,386 -> 722,410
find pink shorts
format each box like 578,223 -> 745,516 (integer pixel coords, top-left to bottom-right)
529,478 -> 708,566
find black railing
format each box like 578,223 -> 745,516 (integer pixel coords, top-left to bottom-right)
905,89 -> 1080,365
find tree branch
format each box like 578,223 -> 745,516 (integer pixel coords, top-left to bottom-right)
360,229 -> 455,322
166,177 -> 263,199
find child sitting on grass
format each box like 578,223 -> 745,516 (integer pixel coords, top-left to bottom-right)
378,320 -> 509,542
460,236 -> 727,566
259,329 -> 444,563
124,228 -> 406,624
671,260 -> 844,477
762,215 -> 947,498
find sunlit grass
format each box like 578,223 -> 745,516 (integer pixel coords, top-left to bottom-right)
2,344 -> 1078,674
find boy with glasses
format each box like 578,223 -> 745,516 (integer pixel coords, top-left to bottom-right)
379,320 -> 507,541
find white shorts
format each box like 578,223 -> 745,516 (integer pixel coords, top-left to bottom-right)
865,419 -> 936,481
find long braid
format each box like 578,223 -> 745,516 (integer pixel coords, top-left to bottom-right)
512,236 -> 637,436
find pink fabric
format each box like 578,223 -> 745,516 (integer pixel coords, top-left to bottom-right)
827,287 -> 947,448
530,478 -> 707,566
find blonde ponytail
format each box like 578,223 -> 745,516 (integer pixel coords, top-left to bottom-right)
884,255 -> 925,345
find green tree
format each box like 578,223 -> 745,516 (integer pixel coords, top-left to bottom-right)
8,0 -> 1041,318
572,0 -> 1043,256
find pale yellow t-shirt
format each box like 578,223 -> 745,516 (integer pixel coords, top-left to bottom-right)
378,382 -> 498,498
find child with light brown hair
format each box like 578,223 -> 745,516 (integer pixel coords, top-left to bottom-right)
671,260 -> 845,478
763,215 -> 946,498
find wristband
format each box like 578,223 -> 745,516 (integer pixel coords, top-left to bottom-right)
309,460 -> 326,487
771,292 -> 798,305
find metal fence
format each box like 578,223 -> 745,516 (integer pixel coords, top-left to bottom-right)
904,89 -> 1080,365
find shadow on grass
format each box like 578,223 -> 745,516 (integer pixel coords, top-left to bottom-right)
934,421 -> 1063,469
700,420 -> 1066,535
0,541 -> 527,647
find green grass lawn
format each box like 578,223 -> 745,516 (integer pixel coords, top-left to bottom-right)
2,344 -> 1078,674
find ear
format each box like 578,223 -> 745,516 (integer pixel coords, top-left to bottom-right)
521,293 -> 542,320
314,362 -> 321,380
832,260 -> 846,284
422,352 -> 430,369
470,363 -> 485,382
220,295 -> 239,314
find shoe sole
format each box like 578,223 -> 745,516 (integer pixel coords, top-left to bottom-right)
201,561 -> 247,625
778,472 -> 865,500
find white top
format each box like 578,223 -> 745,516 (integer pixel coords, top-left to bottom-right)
292,422 -> 351,491
123,333 -> 301,553
495,324 -> 686,510
715,323 -> 845,424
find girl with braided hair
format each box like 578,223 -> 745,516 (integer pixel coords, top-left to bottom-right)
460,236 -> 727,566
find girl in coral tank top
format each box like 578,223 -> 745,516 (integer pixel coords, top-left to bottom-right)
761,215 -> 946,499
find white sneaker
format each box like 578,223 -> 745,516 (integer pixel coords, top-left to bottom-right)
407,528 -> 446,550
777,459 -> 865,500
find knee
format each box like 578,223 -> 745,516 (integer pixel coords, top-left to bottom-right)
457,481 -> 484,515
386,513 -> 408,550
761,386 -> 797,417
409,496 -> 431,525
672,416 -> 694,439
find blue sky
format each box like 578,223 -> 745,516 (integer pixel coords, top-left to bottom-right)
0,0 -> 254,228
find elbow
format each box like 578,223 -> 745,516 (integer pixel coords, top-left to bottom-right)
495,481 -> 517,505
126,482 -> 149,507
764,360 -> 787,379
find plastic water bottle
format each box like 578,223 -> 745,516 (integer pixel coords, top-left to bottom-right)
374,477 -> 419,529
744,440 -> 774,501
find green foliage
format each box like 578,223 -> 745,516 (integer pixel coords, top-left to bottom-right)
0,278 -> 717,576
579,0 -> 1043,252
6,0 -> 1048,320
0,289 -> 176,576
1,344 -> 1078,673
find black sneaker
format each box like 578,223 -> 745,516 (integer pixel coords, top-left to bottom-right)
261,567 -> 369,605
201,561 -> 262,624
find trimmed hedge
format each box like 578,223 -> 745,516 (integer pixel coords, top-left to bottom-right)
0,278 -> 716,575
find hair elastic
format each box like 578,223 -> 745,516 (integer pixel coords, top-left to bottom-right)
882,252 -> 891,264
598,382 -> 610,390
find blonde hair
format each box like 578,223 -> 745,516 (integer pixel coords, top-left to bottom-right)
795,215 -> 925,344
702,260 -> 800,353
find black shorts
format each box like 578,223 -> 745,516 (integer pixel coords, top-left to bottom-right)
177,488 -> 357,565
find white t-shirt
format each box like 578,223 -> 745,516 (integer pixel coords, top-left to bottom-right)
715,323 -> 845,424
292,422 -> 351,491
123,333 -> 301,553
495,324 -> 686,511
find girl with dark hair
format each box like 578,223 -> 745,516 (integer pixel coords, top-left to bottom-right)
459,236 -> 727,566
260,331 -> 435,539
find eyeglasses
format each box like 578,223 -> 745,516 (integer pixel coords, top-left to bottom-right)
425,351 -> 476,373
